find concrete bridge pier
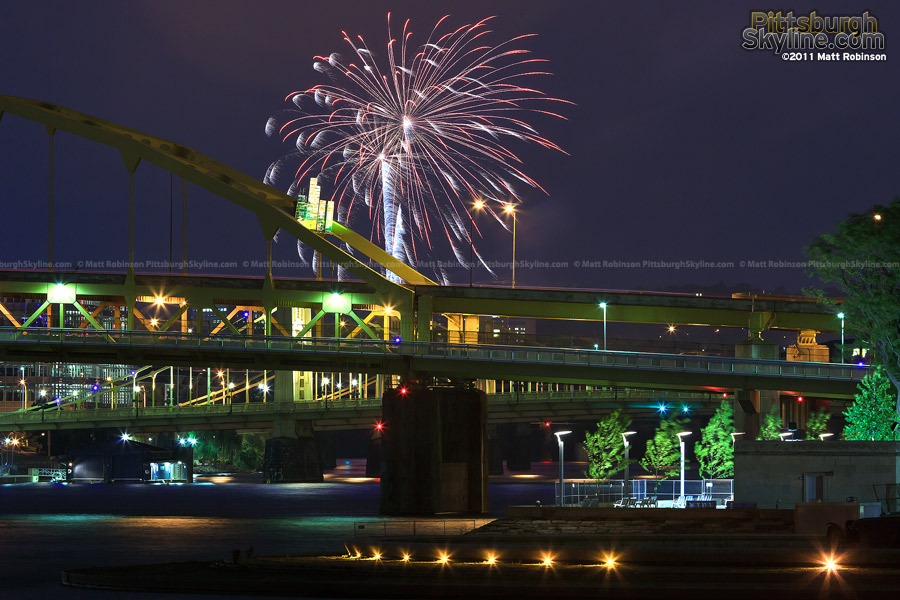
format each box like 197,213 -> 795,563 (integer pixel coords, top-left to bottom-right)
379,386 -> 488,515
263,418 -> 322,483
365,428 -> 382,477
734,339 -> 780,439
488,423 -> 504,475
506,422 -> 532,471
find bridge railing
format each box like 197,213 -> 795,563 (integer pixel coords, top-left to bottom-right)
0,327 -> 868,383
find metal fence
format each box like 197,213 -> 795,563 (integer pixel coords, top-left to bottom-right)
352,518 -> 494,539
560,478 -> 734,507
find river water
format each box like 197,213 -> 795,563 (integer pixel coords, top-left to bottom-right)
0,461 -> 559,599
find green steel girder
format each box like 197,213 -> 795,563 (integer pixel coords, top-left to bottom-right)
0,95 -> 419,310
419,286 -> 841,333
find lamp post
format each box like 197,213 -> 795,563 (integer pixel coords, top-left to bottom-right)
469,199 -> 484,286
676,431 -> 691,505
622,430 -> 636,497
554,430 -> 571,506
503,204 -> 516,288
19,379 -> 27,410
837,312 -> 845,363
598,302 -> 608,350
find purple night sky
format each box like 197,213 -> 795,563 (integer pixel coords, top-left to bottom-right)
1,1 -> 897,294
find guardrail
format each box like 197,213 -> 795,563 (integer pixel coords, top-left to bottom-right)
0,327 -> 869,382
352,518 -> 494,539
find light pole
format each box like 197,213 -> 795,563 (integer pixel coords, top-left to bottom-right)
622,430 -> 636,497
837,312 -> 845,363
503,203 -> 516,288
599,302 -> 608,350
676,431 -> 691,505
469,199 -> 484,286
19,379 -> 27,410
554,430 -> 571,506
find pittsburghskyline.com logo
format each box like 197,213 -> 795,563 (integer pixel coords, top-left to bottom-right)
742,10 -> 885,59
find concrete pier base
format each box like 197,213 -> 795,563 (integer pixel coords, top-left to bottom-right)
379,386 -> 488,515
263,420 -> 322,483
506,422 -> 532,471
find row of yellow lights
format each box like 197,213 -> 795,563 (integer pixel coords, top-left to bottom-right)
346,549 -> 842,573
347,550 -> 616,568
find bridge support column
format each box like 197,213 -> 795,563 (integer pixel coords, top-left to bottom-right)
365,428 -> 382,477
506,422 -> 532,471
488,423 -> 503,475
380,386 -> 488,515
734,339 -> 780,439
263,419 -> 322,483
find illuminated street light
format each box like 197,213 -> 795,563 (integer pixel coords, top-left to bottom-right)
837,312 -> 845,363
19,379 -> 26,410
676,431 -> 691,505
503,203 -> 517,288
469,199 -> 485,286
554,430 -> 572,506
598,302 -> 608,350
622,430 -> 636,495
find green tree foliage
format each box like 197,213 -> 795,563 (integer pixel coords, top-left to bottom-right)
694,400 -> 734,479
583,410 -> 635,481
805,200 -> 900,412
757,403 -> 782,440
641,417 -> 688,479
844,366 -> 900,440
805,409 -> 831,440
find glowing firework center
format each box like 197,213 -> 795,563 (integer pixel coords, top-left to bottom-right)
294,177 -> 334,233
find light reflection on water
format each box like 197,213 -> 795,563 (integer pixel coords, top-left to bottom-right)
0,478 -> 555,599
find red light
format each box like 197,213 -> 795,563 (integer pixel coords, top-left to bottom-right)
544,421 -> 551,428
399,387 -> 408,396
375,422 -> 384,431
798,396 -> 804,403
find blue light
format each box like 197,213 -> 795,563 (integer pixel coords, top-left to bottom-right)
858,361 -> 866,367
657,403 -> 668,414
394,336 -> 402,344
681,404 -> 690,413
91,384 -> 99,392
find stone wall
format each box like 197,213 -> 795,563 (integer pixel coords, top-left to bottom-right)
734,440 -> 900,509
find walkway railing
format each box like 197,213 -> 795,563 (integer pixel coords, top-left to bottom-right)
562,478 -> 734,507
0,328 -> 869,383
352,518 -> 494,539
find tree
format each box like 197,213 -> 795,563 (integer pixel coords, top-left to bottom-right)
844,366 -> 900,440
641,417 -> 688,479
694,400 -> 734,479
583,410 -> 635,481
805,409 -> 831,440
757,403 -> 782,440
805,200 -> 900,413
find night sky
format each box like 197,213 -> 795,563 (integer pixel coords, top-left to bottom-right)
2,1 -> 897,293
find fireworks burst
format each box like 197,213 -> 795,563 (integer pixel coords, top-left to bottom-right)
265,14 -> 570,282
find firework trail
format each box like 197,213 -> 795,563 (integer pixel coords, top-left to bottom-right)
265,14 -> 570,283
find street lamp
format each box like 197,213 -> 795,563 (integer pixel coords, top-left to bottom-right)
554,430 -> 572,506
837,312 -> 845,363
469,199 -> 484,286
599,302 -> 608,350
503,203 -> 516,288
19,379 -> 26,410
622,430 -> 636,496
676,431 -> 691,505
